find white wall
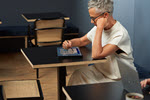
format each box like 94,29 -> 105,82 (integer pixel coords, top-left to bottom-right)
134,0 -> 150,71
113,0 -> 135,46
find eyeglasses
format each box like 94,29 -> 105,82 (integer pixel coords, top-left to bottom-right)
90,12 -> 110,22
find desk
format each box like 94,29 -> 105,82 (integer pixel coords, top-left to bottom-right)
63,81 -> 127,100
0,36 -> 27,52
21,46 -> 106,100
21,12 -> 69,47
62,58 -> 143,100
22,12 -> 70,22
0,36 -> 28,49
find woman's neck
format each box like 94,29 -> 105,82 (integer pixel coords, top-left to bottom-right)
104,17 -> 116,30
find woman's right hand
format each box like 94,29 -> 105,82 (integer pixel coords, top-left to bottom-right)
62,40 -> 72,49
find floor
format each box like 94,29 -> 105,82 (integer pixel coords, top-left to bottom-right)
0,52 -> 58,100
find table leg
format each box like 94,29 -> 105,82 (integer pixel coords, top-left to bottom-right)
36,68 -> 39,79
58,67 -> 66,100
27,24 -> 33,47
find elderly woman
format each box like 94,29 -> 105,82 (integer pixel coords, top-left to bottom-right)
63,0 -> 136,86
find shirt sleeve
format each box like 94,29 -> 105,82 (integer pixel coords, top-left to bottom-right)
107,32 -> 132,55
87,26 -> 97,42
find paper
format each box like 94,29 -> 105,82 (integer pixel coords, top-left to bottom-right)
57,47 -> 82,57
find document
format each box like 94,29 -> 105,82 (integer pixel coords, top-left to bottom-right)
57,47 -> 82,57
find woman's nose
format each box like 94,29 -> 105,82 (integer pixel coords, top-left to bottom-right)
91,19 -> 94,24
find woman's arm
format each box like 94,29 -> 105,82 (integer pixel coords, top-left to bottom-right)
92,17 -> 119,59
62,34 -> 91,49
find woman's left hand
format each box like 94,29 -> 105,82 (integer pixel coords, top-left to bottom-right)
96,17 -> 108,30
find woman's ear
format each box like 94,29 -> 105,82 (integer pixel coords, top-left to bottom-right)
104,12 -> 109,18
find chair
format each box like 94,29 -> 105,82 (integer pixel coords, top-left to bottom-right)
32,18 -> 65,46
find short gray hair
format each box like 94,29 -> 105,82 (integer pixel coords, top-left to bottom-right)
88,0 -> 114,15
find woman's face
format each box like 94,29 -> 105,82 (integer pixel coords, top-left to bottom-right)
88,8 -> 105,26
89,8 -> 112,29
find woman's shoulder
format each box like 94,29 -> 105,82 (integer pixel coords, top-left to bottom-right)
111,21 -> 129,40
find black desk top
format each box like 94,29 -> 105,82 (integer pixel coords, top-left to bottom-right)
21,46 -> 106,68
63,81 -> 127,100
22,12 -> 69,22
23,12 -> 66,19
63,82 -> 150,100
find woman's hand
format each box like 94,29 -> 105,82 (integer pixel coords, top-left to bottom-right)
140,79 -> 150,89
96,17 -> 108,29
62,40 -> 72,49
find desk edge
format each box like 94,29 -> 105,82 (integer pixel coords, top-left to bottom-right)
62,87 -> 72,100
21,14 -> 36,22
21,49 -> 34,68
33,59 -> 107,69
21,14 -> 70,22
0,36 -> 28,39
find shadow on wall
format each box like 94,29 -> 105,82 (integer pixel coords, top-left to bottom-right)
135,63 -> 150,79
